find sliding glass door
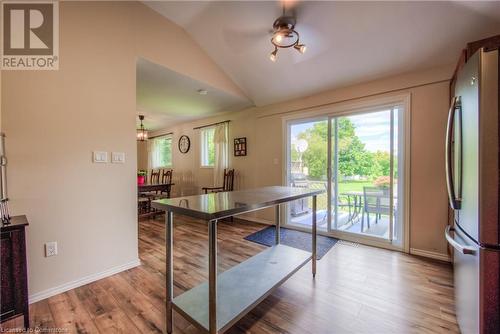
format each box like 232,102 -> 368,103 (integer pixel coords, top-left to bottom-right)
286,105 -> 406,247
287,119 -> 328,230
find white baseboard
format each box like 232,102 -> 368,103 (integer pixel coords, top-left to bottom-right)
29,258 -> 141,304
410,248 -> 451,262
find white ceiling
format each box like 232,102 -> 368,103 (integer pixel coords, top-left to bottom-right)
145,1 -> 500,106
136,57 -> 252,130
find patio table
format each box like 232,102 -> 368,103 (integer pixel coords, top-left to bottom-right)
340,190 -> 397,223
340,191 -> 364,222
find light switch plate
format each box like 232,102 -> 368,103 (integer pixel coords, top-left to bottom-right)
93,151 -> 108,163
111,152 -> 125,164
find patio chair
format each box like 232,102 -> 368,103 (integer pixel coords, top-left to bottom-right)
361,187 -> 391,232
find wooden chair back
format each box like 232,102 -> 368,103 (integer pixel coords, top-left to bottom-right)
150,169 -> 160,184
161,169 -> 173,184
222,168 -> 235,191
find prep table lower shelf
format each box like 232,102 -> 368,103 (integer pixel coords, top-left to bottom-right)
172,244 -> 312,333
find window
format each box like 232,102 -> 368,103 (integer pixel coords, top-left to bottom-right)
201,127 -> 215,167
150,135 -> 172,168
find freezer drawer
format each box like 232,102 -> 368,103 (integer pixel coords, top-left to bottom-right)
447,225 -> 500,334
451,225 -> 480,334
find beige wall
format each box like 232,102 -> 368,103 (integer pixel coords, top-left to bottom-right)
137,141 -> 148,171
142,64 -> 454,257
147,109 -> 257,197
1,2 -> 244,299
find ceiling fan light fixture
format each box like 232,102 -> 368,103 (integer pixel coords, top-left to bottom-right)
268,7 -> 307,61
294,43 -> 307,54
270,47 -> 278,62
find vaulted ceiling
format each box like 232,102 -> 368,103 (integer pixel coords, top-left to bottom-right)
145,1 -> 500,107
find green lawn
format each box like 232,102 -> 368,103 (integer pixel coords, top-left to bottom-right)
337,180 -> 374,194
304,180 -> 375,210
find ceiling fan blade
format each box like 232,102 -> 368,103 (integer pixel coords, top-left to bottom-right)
222,27 -> 270,54
285,0 -> 305,20
290,23 -> 330,63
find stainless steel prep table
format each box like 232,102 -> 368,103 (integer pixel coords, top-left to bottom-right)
152,186 -> 325,334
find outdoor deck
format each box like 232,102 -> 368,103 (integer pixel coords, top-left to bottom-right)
290,210 -> 391,239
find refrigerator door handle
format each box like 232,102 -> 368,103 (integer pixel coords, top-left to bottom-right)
445,96 -> 462,210
445,225 -> 476,255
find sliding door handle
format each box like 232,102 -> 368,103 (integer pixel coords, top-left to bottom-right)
445,225 -> 475,255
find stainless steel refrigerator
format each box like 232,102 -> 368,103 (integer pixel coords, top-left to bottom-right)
445,48 -> 500,334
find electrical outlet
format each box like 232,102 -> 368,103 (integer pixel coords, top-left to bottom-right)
45,241 -> 58,257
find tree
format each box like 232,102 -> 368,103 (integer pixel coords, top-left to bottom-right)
297,122 -> 328,179
372,151 -> 391,176
294,119 -> 376,179
336,118 -> 374,177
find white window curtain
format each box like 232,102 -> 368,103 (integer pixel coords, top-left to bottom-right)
147,139 -> 155,171
148,139 -> 160,171
213,123 -> 228,186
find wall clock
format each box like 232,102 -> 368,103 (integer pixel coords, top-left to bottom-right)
178,135 -> 190,154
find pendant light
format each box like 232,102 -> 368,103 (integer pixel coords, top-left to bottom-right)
137,115 -> 148,141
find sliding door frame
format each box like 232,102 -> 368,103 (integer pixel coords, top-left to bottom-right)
282,93 -> 411,253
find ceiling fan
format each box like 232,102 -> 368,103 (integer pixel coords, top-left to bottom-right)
269,3 -> 307,62
221,0 -> 316,62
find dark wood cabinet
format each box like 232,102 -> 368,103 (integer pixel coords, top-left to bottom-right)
1,215 -> 29,328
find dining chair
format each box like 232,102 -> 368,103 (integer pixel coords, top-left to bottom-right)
150,169 -> 160,184
202,168 -> 235,194
139,169 -> 162,204
159,169 -> 173,198
138,169 -> 171,219
202,168 -> 235,222
161,169 -> 172,183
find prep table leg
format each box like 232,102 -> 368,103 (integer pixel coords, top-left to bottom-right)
312,195 -> 317,277
209,220 -> 218,334
165,211 -> 173,333
275,204 -> 281,245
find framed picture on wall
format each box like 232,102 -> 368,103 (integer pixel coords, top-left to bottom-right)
234,137 -> 247,156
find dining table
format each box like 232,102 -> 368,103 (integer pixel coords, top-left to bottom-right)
138,182 -> 175,218
138,182 -> 175,195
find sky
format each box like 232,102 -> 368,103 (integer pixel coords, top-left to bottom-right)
290,110 -> 398,152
